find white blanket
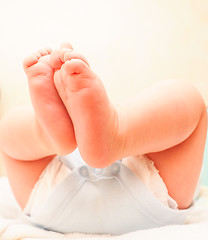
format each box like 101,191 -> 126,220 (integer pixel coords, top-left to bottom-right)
1,177 -> 208,240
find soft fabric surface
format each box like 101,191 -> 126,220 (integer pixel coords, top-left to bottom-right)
1,177 -> 208,240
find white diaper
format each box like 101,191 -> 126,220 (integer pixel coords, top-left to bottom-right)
24,150 -> 178,217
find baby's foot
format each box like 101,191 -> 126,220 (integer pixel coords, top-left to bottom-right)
23,46 -> 76,154
56,49 -> 121,167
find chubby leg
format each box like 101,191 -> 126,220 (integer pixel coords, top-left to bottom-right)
120,80 -> 207,209
57,48 -> 207,209
23,44 -> 76,156
0,44 -> 76,208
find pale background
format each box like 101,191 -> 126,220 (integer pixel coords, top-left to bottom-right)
0,0 -> 208,175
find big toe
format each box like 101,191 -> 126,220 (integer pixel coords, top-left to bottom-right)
62,59 -> 97,91
64,59 -> 92,76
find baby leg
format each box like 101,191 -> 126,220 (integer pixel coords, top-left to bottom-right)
57,49 -> 207,210
56,48 -> 119,167
120,80 -> 207,209
0,44 -> 76,208
24,44 -> 76,156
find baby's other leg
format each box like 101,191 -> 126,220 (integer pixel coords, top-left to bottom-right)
24,44 -> 76,155
120,80 -> 207,209
0,44 -> 76,209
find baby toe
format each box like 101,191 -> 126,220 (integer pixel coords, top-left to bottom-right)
50,49 -> 63,70
64,51 -> 90,66
64,59 -> 90,75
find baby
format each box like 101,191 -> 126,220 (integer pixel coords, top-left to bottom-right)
0,43 -> 207,234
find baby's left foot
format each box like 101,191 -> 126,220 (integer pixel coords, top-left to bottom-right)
55,48 -> 122,167
23,45 -> 76,155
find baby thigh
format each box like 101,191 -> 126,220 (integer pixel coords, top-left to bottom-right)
146,106 -> 207,209
2,152 -> 54,209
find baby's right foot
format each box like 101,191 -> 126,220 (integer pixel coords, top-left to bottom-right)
23,46 -> 76,154
55,49 -> 122,167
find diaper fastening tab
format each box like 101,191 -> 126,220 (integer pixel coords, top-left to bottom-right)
93,168 -> 104,176
110,163 -> 120,174
79,166 -> 89,177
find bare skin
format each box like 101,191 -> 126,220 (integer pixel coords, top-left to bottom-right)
0,44 -> 207,211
